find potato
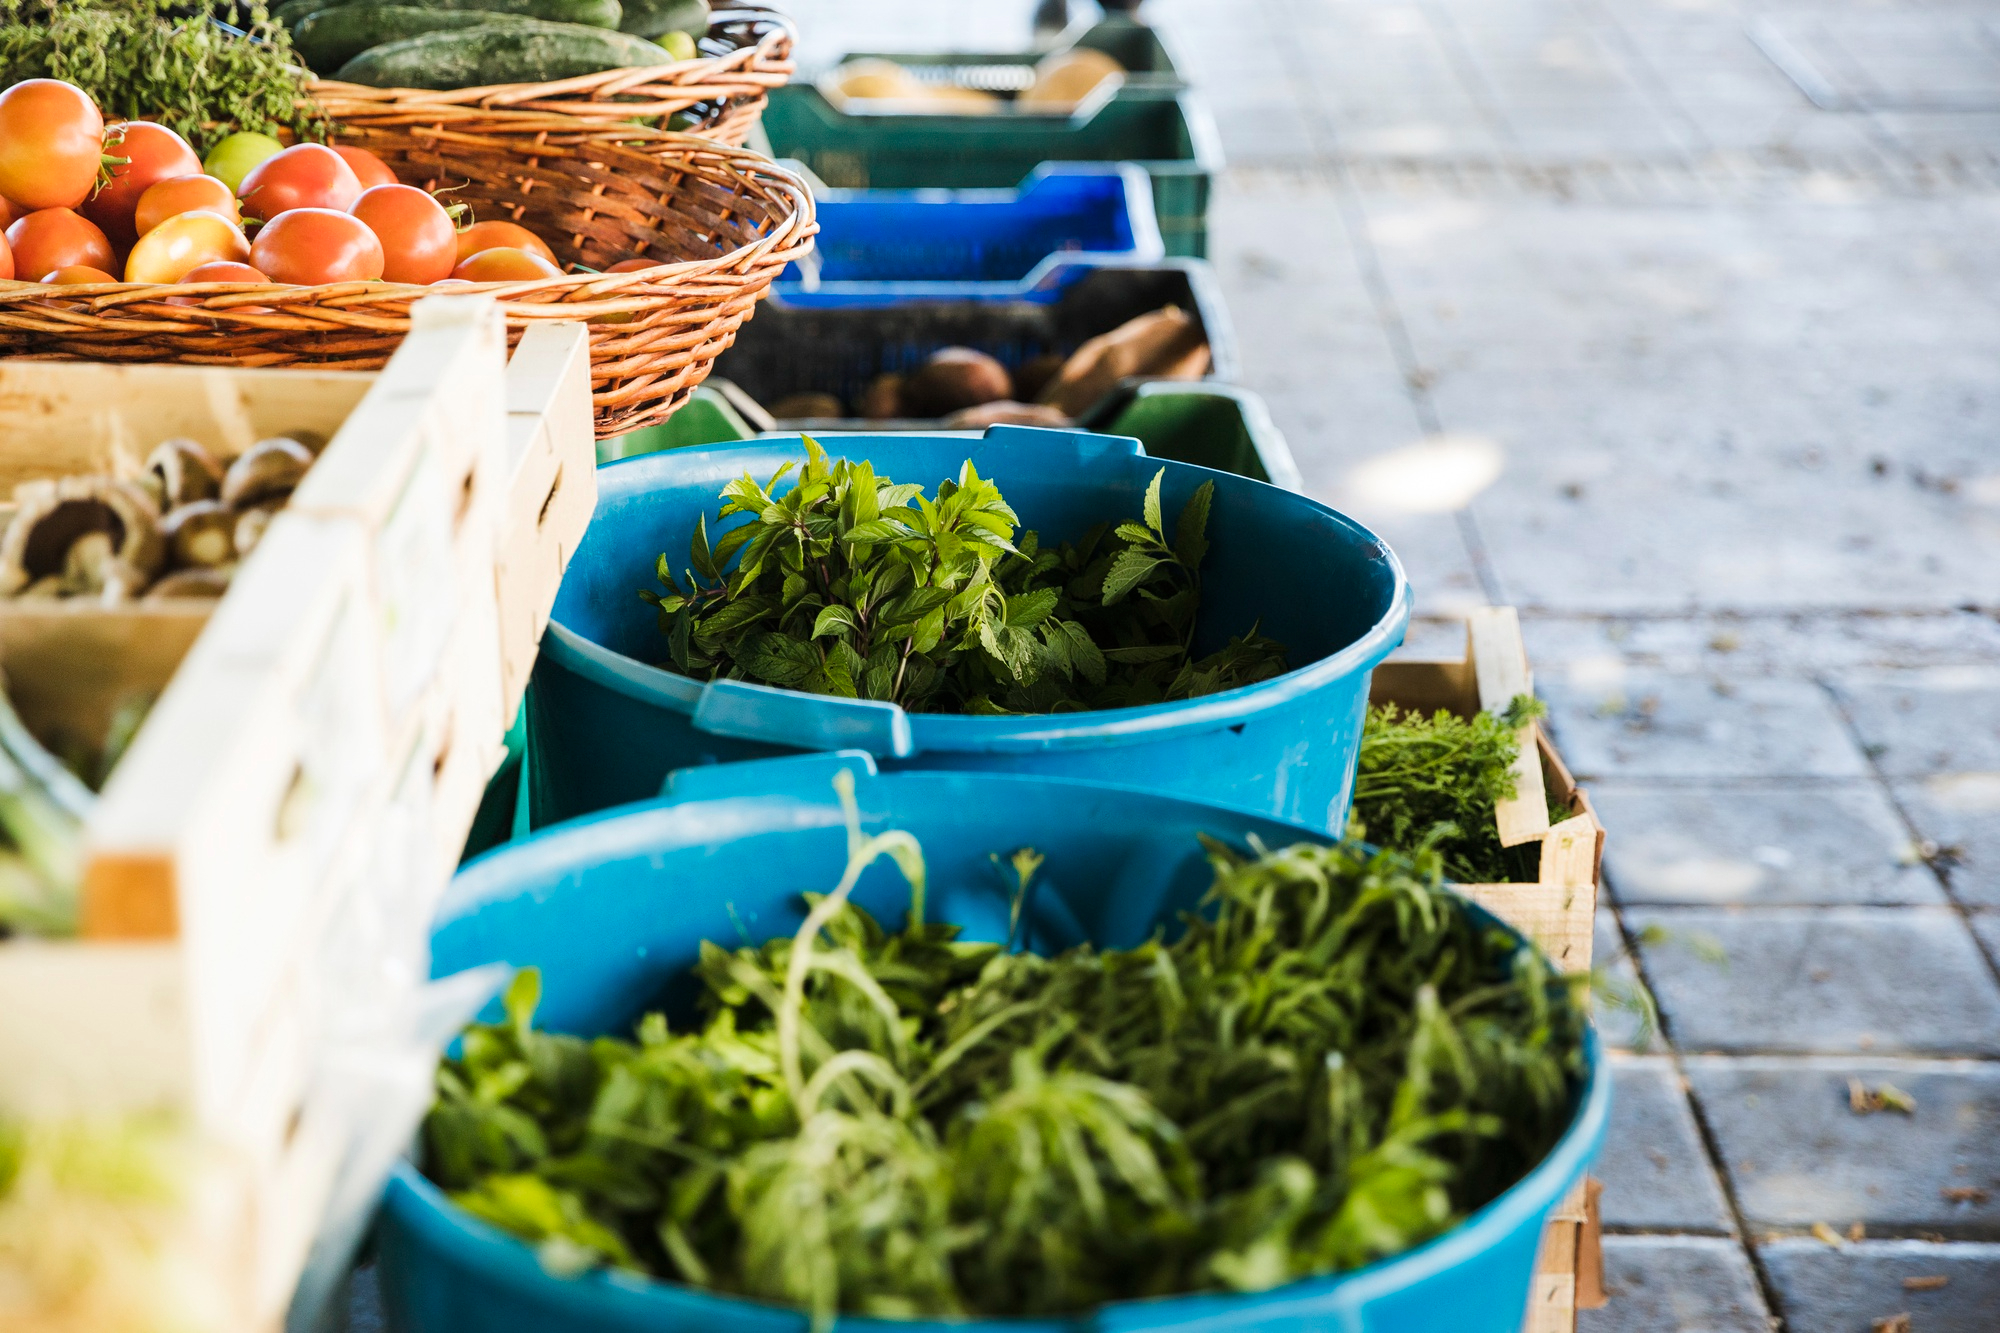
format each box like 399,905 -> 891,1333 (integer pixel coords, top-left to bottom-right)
902,347 -> 1014,418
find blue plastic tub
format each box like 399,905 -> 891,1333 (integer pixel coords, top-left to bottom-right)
526,425 -> 1409,829
779,163 -> 1164,298
376,756 -> 1609,1333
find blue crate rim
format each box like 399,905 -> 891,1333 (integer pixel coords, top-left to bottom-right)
550,433 -> 1408,755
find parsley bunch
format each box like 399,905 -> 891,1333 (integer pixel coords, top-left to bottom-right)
0,0 -> 322,154
641,438 -> 1288,715
1348,695 -> 1560,884
423,792 -> 1589,1324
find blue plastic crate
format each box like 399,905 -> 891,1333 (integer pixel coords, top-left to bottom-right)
779,163 -> 1164,298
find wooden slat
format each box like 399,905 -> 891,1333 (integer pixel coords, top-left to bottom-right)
1467,607 -> 1552,849
1578,1178 -> 1607,1309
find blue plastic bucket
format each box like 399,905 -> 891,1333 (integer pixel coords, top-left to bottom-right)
526,425 -> 1410,829
779,164 -> 1165,298
375,756 -> 1609,1333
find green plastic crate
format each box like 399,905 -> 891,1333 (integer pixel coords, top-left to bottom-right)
596,385 -> 761,464
841,17 -> 1183,93
1086,380 -> 1304,491
762,85 -> 1223,258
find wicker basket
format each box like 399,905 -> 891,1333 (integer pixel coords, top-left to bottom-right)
0,122 -> 816,440
308,6 -> 794,144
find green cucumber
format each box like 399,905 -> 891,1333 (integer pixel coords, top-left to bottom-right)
335,21 -> 676,89
280,0 -> 622,32
617,0 -> 706,41
295,7 -> 538,75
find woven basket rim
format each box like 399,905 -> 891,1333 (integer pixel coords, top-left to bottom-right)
307,6 -> 795,117
0,138 -> 816,324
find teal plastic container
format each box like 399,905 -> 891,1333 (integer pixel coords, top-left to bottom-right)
376,756 -> 1609,1333
1088,381 -> 1304,491
526,425 -> 1409,830
762,85 -> 1223,257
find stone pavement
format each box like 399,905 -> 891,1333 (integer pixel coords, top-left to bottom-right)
780,1 -> 2000,1327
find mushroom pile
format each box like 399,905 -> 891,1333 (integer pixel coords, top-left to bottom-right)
0,432 -> 322,603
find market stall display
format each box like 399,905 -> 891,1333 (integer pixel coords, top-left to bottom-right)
375,759 -> 1607,1333
834,13 -> 1183,100
524,426 -> 1408,828
0,75 -> 815,438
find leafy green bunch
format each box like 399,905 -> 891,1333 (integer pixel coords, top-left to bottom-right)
1349,695 -> 1566,884
0,0 -> 323,154
640,438 -> 1288,715
423,782 -> 1589,1325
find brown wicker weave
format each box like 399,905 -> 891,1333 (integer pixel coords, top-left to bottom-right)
309,6 -> 794,143
0,123 -> 816,440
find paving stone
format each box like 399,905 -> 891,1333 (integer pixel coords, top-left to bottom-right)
1519,611 -> 2000,680
1595,907 -> 1665,1053
1895,775 -> 2000,909
1760,1238 -> 2000,1333
1539,672 -> 1871,781
1973,911 -> 2000,966
1592,782 -> 1945,906
1829,666 -> 2000,778
1685,1056 -> 2000,1236
1597,1055 -> 1734,1233
1578,1235 -> 1772,1333
1625,907 -> 2000,1056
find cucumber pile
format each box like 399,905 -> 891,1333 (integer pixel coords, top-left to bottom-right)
275,0 -> 711,90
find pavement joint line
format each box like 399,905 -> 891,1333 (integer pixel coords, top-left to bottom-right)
1584,0 -> 1718,159
1417,0 -> 1521,153
1814,675 -> 2000,990
1600,870 -> 1794,1329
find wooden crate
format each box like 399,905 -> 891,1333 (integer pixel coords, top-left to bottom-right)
495,322 -> 598,725
0,299 -> 552,1331
1369,606 -> 1608,1332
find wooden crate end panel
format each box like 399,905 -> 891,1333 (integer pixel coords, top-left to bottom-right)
0,940 -> 194,1118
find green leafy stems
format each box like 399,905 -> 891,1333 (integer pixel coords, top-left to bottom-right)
640,437 -> 1289,715
423,777 -> 1592,1326
1348,695 -> 1569,885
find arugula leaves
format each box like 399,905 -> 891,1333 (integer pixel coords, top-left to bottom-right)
423,792 -> 1589,1324
640,439 -> 1288,714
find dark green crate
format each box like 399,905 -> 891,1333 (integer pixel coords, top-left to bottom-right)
763,85 -> 1222,258
1084,381 -> 1303,491
841,17 -> 1183,91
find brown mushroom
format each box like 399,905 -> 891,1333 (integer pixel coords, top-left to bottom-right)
162,501 -> 236,569
0,477 -> 165,598
221,437 -> 314,510
145,567 -> 233,601
233,502 -> 282,558
145,438 -> 224,510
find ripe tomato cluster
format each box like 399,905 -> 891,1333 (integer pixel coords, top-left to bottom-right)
0,78 -> 577,291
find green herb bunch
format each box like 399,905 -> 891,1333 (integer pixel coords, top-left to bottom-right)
1349,695 -> 1565,884
640,438 -> 1288,715
423,783 -> 1589,1324
0,0 -> 323,154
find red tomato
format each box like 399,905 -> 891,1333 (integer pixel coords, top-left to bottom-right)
82,122 -> 202,247
331,145 -> 397,191
237,145 -> 363,221
7,209 -> 114,283
179,260 -> 268,283
250,208 -> 384,284
124,210 -> 250,283
0,230 -> 11,281
451,247 -> 563,283
0,80 -> 104,211
43,265 -> 116,284
0,197 -> 15,231
454,220 -> 555,266
134,174 -> 239,236
350,184 -> 455,285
